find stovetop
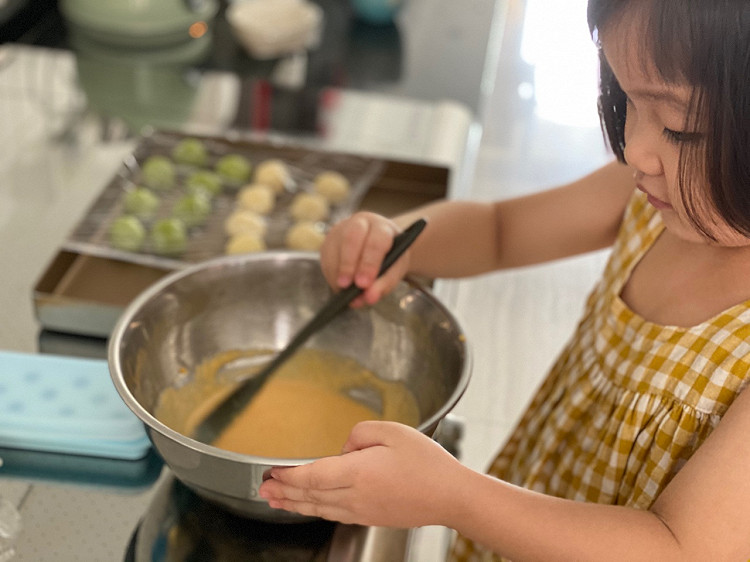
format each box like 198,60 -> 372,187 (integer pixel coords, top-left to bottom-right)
123,414 -> 463,562
125,472 -> 337,562
124,470 -> 416,562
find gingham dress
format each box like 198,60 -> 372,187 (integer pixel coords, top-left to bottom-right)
450,190 -> 750,561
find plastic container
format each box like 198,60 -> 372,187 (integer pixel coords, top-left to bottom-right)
0,351 -> 150,460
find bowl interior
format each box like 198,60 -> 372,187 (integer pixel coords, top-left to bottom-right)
112,252 -> 469,443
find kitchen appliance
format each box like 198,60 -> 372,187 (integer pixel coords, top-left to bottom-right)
126,415 -> 464,562
59,0 -> 219,48
126,470 -> 406,561
109,251 -> 471,522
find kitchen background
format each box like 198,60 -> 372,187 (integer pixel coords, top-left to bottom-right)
0,0 -> 615,559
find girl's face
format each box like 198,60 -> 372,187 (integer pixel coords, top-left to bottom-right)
601,20 -> 750,248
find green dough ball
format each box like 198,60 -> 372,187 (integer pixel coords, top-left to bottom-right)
172,138 -> 208,167
141,156 -> 176,191
109,215 -> 146,252
123,187 -> 160,220
173,192 -> 211,228
186,170 -> 223,197
215,154 -> 252,183
150,218 -> 188,256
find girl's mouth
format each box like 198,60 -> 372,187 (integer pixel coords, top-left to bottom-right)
637,184 -> 672,210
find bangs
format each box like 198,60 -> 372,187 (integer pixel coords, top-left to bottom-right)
589,0 -> 707,86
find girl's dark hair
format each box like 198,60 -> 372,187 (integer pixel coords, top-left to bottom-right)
587,0 -> 750,238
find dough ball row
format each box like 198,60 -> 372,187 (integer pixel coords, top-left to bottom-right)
223,210 -> 327,254
107,137 -> 355,259
224,161 -> 346,254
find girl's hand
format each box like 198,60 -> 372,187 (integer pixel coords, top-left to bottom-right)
258,421 -> 466,527
320,212 -> 411,307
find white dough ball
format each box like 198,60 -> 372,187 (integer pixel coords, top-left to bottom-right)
290,192 -> 330,222
254,159 -> 292,193
285,221 -> 326,251
313,170 -> 351,204
237,183 -> 276,215
224,209 -> 268,237
225,232 -> 267,254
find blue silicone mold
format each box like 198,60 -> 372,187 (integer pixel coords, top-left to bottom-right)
0,351 -> 150,460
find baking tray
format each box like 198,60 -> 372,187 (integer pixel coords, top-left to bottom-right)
64,130 -> 385,269
34,135 -> 451,338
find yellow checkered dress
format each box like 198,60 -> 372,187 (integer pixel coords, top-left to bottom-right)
450,191 -> 750,561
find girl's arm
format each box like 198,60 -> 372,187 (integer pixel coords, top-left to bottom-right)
259,388 -> 750,560
453,385 -> 750,561
321,160 -> 635,305
400,159 -> 635,275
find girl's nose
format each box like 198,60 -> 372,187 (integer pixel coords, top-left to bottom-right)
623,121 -> 663,177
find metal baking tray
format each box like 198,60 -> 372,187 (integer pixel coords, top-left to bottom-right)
34,133 -> 451,338
63,130 -> 385,270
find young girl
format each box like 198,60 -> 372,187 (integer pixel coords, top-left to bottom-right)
259,0 -> 750,559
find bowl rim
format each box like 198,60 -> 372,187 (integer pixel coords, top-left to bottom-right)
108,250 -> 471,464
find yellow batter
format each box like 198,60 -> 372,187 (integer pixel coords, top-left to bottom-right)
155,348 -> 420,458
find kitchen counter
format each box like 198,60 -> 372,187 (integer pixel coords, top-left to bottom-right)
0,0 -> 622,558
0,0 -> 508,560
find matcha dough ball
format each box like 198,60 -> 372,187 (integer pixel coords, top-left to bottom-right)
225,232 -> 266,254
237,183 -> 275,215
109,215 -> 146,252
173,192 -> 211,228
290,192 -> 330,222
172,138 -> 208,167
285,221 -> 326,251
215,154 -> 252,184
313,171 -> 351,204
186,170 -> 223,198
150,218 -> 188,256
123,187 -> 160,220
224,209 -> 268,237
254,159 -> 292,193
141,156 -> 176,191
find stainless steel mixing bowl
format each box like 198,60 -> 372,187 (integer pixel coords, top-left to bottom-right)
108,252 -> 470,522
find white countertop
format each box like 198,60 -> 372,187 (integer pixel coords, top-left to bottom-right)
0,0 -> 620,559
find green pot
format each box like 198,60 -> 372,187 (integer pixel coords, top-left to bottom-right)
60,0 -> 219,48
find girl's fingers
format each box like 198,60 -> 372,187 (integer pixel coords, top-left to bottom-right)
259,459 -> 359,522
266,497 -> 355,523
268,455 -> 353,491
334,216 -> 371,288
261,476 -> 347,504
320,213 -> 407,306
360,257 -> 409,306
352,221 -> 399,289
342,420 -> 395,453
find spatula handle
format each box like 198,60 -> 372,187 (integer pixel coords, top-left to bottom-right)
263,218 -> 427,368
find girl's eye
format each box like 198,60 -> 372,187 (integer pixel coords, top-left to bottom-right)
662,127 -> 703,145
